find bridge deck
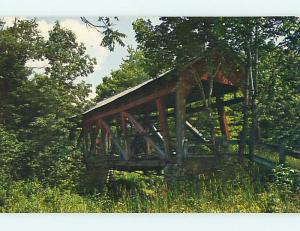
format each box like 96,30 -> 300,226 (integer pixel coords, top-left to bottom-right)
87,155 -> 219,172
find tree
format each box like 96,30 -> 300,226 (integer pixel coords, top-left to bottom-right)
258,48 -> 300,148
132,17 -> 300,154
0,18 -> 96,187
133,17 -> 245,152
81,17 -> 126,51
96,47 -> 150,101
0,19 -> 44,124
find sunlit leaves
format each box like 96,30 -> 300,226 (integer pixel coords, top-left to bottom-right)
96,48 -> 150,101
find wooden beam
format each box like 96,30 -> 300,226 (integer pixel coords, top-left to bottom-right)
83,85 -> 176,127
150,124 -> 164,142
279,147 -> 286,164
143,114 -> 153,156
100,127 -> 107,156
98,119 -> 129,161
156,98 -> 170,158
252,155 -> 276,168
89,125 -> 99,155
187,97 -> 243,114
216,97 -> 230,140
185,120 -> 210,143
176,78 -> 187,162
124,112 -> 166,160
257,142 -> 300,160
121,112 -> 132,159
83,129 -> 90,158
105,132 -> 112,154
148,97 -> 244,119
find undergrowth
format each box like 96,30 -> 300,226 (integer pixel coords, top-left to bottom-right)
0,162 -> 299,213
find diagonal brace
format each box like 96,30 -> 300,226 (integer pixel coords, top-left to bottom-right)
98,119 -> 129,161
124,112 -> 166,160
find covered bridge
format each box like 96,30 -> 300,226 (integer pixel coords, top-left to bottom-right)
73,57 -> 245,183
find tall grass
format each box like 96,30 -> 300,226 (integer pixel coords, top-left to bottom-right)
0,164 -> 299,213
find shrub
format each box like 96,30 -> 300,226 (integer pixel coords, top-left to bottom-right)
0,126 -> 23,179
271,164 -> 300,193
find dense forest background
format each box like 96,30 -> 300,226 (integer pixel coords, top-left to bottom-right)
0,17 -> 299,212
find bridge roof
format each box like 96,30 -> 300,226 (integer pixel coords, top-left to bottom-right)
76,57 -> 244,124
83,69 -> 174,115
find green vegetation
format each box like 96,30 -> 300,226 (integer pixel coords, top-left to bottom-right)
0,17 -> 299,213
0,163 -> 299,213
95,48 -> 150,101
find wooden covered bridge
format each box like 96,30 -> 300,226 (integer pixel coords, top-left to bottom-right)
73,57 -> 245,183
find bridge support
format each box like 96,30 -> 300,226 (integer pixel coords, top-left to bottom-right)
89,125 -> 99,156
100,126 -> 107,156
176,78 -> 187,163
124,112 -> 166,160
156,98 -> 170,159
121,112 -> 132,159
216,96 -> 230,140
99,119 -> 129,160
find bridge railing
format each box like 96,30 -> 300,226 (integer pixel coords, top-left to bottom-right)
228,139 -> 300,168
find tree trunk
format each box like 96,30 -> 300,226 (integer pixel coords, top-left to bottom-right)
253,46 -> 260,140
249,26 -> 260,161
238,48 -> 251,159
207,74 -> 216,152
249,46 -> 259,160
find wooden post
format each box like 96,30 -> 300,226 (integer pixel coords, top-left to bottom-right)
83,128 -> 90,158
176,78 -> 187,163
121,112 -> 131,159
143,114 -> 152,157
99,119 -> 128,161
156,98 -> 170,158
108,130 -> 112,155
100,127 -> 107,156
279,147 -> 286,164
216,97 -> 230,140
89,125 -> 99,155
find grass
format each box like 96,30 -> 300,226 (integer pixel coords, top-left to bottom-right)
0,160 -> 299,213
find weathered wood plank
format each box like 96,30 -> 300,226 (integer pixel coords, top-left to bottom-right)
83,85 -> 177,126
83,129 -> 90,158
176,78 -> 187,162
121,112 -> 132,159
258,142 -> 300,160
252,155 -> 276,168
89,125 -> 99,155
143,114 -> 153,156
216,97 -> 230,140
150,124 -> 164,142
98,119 -> 129,161
279,146 -> 286,164
100,127 -> 107,156
124,112 -> 166,160
148,97 -> 244,119
156,98 -> 171,158
185,120 -> 209,143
